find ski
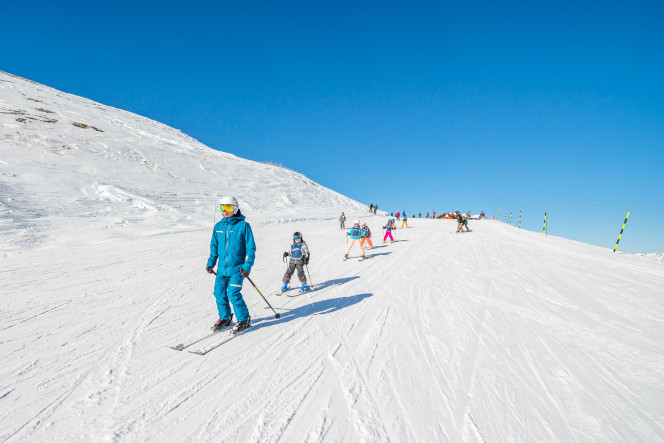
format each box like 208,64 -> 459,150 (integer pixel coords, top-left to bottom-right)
188,329 -> 248,355
287,287 -> 315,297
168,326 -> 232,351
273,287 -> 292,296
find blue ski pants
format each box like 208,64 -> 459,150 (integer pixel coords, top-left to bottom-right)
213,274 -> 249,321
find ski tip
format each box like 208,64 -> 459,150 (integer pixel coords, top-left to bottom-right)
188,350 -> 206,356
168,345 -> 185,351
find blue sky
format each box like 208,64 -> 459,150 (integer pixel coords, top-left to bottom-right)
3,1 -> 663,252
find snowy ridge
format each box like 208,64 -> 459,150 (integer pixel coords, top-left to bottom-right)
2,72 -> 664,442
0,70 -> 367,250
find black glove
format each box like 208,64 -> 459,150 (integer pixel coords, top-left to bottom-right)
283,251 -> 289,258
206,266 -> 215,274
240,268 -> 250,278
303,256 -> 310,265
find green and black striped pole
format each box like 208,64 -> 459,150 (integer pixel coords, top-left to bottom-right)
519,209 -> 522,228
542,211 -> 547,235
497,209 -> 501,220
613,212 -> 630,252
509,211 -> 512,225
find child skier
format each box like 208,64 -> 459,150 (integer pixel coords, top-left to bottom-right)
344,220 -> 365,261
383,218 -> 396,243
360,222 -> 373,249
280,232 -> 311,293
401,213 -> 408,228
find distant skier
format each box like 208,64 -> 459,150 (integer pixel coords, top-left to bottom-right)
339,212 -> 346,229
280,232 -> 311,294
456,212 -> 470,233
426,212 -> 429,218
373,204 -> 378,214
383,218 -> 396,243
206,196 -> 255,335
369,203 -> 374,213
401,213 -> 408,228
480,210 -> 486,219
433,211 -> 436,219
344,220 -> 366,261
360,222 -> 373,249
418,212 -> 421,218
396,211 -> 400,219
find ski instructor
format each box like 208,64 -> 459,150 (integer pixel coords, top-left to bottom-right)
206,196 -> 256,334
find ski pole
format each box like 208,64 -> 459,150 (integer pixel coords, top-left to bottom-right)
245,275 -> 280,319
305,264 -> 315,289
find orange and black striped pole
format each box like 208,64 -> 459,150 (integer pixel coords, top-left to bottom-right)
613,212 -> 630,252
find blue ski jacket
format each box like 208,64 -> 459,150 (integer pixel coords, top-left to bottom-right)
348,225 -> 362,239
207,212 -> 256,277
289,240 -> 310,261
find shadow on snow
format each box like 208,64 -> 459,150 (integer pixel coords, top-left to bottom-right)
254,292 -> 373,331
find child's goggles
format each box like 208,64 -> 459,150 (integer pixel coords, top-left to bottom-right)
220,204 -> 235,212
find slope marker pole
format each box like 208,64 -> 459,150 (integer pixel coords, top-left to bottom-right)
613,212 -> 630,252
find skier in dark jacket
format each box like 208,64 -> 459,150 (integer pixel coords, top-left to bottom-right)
339,212 -> 346,229
280,232 -> 311,293
206,196 -> 256,334
456,212 -> 470,233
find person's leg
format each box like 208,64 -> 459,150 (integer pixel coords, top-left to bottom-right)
367,237 -> 373,247
227,274 -> 249,322
345,239 -> 357,255
213,275 -> 232,320
282,262 -> 296,283
296,263 -> 306,283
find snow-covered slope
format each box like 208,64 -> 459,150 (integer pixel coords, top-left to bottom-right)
0,70 -> 367,251
2,72 -> 663,442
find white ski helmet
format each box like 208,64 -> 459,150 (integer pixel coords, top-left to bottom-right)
219,195 -> 239,214
353,219 -> 360,225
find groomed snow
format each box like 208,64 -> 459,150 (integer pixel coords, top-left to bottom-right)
1,71 -> 663,442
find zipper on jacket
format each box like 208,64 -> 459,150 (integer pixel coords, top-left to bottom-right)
225,222 -> 229,276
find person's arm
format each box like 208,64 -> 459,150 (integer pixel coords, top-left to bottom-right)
206,227 -> 219,268
241,223 -> 256,274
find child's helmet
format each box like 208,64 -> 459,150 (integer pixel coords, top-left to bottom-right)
353,219 -> 360,225
293,232 -> 302,240
362,222 -> 367,226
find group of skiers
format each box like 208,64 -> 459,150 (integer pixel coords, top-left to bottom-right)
205,195 -> 477,337
368,203 -> 378,214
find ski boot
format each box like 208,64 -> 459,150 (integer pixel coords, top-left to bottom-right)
279,281 -> 288,295
359,255 -> 365,261
343,254 -> 348,261
300,282 -> 309,293
212,314 -> 233,332
231,317 -> 251,335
